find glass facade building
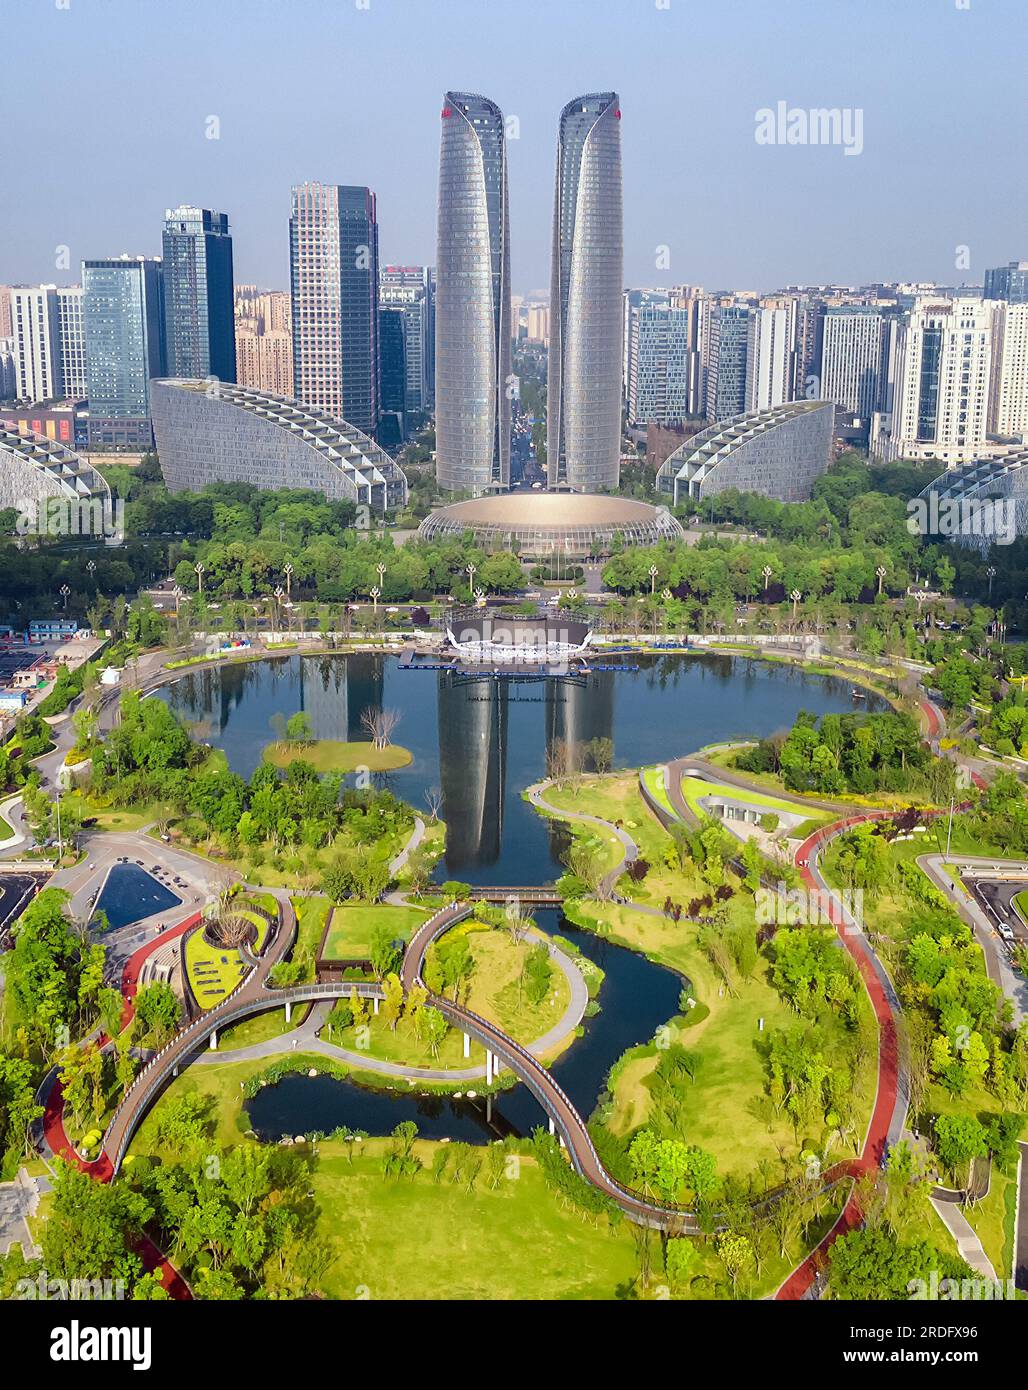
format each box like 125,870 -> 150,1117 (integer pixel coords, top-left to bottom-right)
290,183 -> 380,435
150,379 -> 407,512
82,256 -> 165,449
435,92 -> 511,493
984,262 -> 1028,304
162,206 -> 236,384
657,400 -> 836,505
547,92 -> 623,492
704,305 -> 750,422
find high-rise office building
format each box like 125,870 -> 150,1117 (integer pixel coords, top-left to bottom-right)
988,301 -> 1028,438
819,304 -> 889,418
161,206 -> 236,383
435,92 -> 511,492
745,299 -> 796,413
380,265 -> 432,414
871,297 -> 993,465
705,304 -> 750,421
0,339 -> 16,401
984,261 -> 1028,304
547,92 -> 623,491
56,286 -> 87,399
290,182 -> 379,434
623,288 -> 669,408
378,306 -> 407,446
82,256 -> 165,449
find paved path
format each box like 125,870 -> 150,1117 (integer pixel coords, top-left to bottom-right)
526,779 -> 637,897
918,853 -> 1028,1023
389,816 -> 426,877
0,1168 -> 41,1257
197,927 -> 591,1080
1016,1143 -> 1028,1293
929,1196 -> 998,1280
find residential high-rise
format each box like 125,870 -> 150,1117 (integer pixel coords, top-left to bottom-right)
289,182 -> 379,434
627,304 -> 694,427
82,256 -> 165,450
8,285 -> 86,402
623,288 -> 669,408
984,261 -> 1028,304
988,301 -> 1028,438
234,287 -> 293,396
871,297 -> 993,465
380,265 -> 432,414
819,304 -> 889,419
705,304 -> 750,421
435,92 -> 510,493
745,299 -> 796,413
547,92 -> 623,491
0,288 -> 13,340
161,206 -> 235,383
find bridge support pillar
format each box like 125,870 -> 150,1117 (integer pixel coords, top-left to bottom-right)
485,1051 -> 493,1084
285,1001 -> 292,1024
486,1094 -> 492,1123
463,1032 -> 470,1059
373,997 -> 379,1016
209,1030 -> 217,1051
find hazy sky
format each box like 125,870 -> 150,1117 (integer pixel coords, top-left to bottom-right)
4,0 -> 1026,295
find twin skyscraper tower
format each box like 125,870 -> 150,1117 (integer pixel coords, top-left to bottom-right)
435,91 -> 623,496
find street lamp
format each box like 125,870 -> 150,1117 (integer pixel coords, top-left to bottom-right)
283,562 -> 293,598
986,565 -> 997,598
369,585 -> 381,615
875,565 -> 887,596
649,564 -> 659,596
86,560 -> 96,582
762,565 -> 772,594
473,586 -> 486,608
173,585 -> 185,619
274,585 -> 284,630
466,562 -> 476,597
194,562 -> 206,595
791,589 -> 802,623
59,584 -> 71,610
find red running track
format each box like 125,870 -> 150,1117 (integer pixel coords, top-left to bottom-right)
38,913 -> 201,1300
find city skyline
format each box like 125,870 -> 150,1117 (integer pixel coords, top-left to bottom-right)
2,0 -> 1025,295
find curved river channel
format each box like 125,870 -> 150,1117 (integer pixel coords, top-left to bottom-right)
159,651 -> 882,1141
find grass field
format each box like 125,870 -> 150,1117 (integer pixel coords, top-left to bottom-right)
323,902 -> 429,960
574,901 -> 871,1178
262,739 -> 412,773
184,926 -> 249,1009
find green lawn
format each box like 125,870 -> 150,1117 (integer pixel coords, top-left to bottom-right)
184,925 -> 249,1009
323,902 -> 429,960
677,772 -> 824,822
263,739 -> 412,773
641,765 -> 677,819
311,1142 -> 638,1300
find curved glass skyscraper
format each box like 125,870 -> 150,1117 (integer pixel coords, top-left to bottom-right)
436,92 -> 511,494
547,92 -> 623,492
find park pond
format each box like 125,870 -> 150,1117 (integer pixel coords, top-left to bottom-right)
159,650 -> 885,887
159,651 -> 883,1141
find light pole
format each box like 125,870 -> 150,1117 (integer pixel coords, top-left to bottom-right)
283,562 -> 293,599
473,586 -> 486,608
375,562 -> 386,599
86,560 -> 96,584
173,585 -> 185,620
791,589 -> 802,623
274,585 -> 284,631
195,562 -> 205,595
59,584 -> 71,610
466,562 -> 476,597
369,585 -> 381,616
762,565 -> 772,595
876,565 -> 887,596
649,564 -> 659,597
987,565 -> 997,599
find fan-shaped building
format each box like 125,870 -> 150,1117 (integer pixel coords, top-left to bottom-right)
150,379 -> 407,512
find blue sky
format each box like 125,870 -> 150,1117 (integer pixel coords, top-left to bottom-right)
3,0 -> 1026,293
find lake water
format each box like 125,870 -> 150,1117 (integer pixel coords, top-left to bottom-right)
159,651 -> 877,1140
159,651 -> 880,888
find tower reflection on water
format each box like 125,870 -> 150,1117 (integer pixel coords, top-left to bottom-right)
437,669 -> 614,870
